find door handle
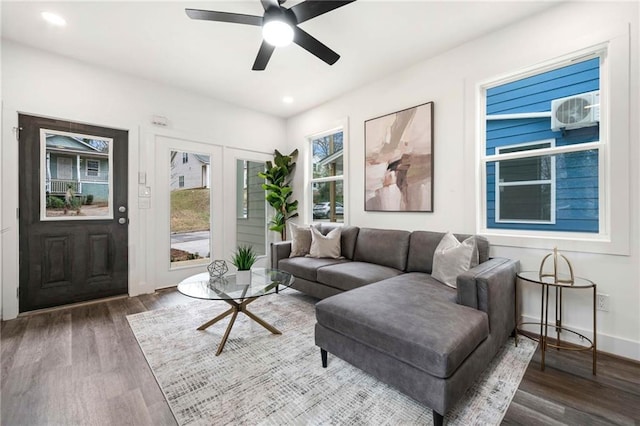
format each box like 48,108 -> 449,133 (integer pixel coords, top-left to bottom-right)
118,217 -> 128,225
118,206 -> 127,213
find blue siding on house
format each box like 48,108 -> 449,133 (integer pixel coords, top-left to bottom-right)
487,58 -> 599,114
486,58 -> 600,233
82,183 -> 109,202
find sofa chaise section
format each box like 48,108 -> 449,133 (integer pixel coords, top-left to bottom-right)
271,224 -> 518,425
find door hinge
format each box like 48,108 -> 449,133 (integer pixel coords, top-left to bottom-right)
16,207 -> 19,219
16,287 -> 19,299
12,126 -> 22,141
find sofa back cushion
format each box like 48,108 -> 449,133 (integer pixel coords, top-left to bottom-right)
317,224 -> 360,260
353,228 -> 411,270
407,231 -> 490,273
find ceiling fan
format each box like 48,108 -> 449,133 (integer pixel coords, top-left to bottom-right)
185,0 -> 356,71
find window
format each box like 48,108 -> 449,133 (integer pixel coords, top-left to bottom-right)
310,129 -> 344,222
482,55 -> 602,234
182,153 -> 188,164
495,141 -> 555,223
237,160 -> 248,219
178,175 -> 184,188
86,159 -> 100,177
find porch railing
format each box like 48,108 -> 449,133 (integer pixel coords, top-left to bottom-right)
47,180 -> 81,195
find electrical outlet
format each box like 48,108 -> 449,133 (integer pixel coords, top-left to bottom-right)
596,293 -> 609,312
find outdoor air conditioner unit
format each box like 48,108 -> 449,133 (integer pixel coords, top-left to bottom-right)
551,90 -> 600,131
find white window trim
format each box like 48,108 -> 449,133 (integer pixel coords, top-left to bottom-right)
86,159 -> 100,177
495,139 -> 556,225
475,40 -> 630,255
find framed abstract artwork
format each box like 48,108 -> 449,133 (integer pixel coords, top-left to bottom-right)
364,101 -> 434,212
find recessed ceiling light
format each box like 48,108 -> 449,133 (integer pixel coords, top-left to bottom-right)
41,11 -> 66,27
282,96 -> 294,104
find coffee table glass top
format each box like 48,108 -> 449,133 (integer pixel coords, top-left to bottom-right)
177,268 -> 294,301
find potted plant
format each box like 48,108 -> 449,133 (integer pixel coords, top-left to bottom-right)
231,245 -> 257,284
258,149 -> 299,241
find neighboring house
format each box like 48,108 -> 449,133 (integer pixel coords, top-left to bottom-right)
45,133 -> 110,202
170,151 -> 210,190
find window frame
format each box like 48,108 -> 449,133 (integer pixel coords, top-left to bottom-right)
86,159 -> 100,177
495,139 -> 557,225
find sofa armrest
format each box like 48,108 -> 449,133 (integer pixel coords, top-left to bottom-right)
457,257 -> 519,338
270,241 -> 292,268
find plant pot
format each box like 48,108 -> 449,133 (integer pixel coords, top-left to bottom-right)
236,270 -> 252,285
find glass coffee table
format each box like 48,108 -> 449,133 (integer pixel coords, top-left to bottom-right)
177,268 -> 295,356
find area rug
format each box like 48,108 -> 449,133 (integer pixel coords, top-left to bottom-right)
127,292 -> 536,425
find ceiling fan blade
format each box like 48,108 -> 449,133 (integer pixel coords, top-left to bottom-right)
252,41 -> 276,71
185,9 -> 262,26
293,27 -> 340,65
289,0 -> 356,24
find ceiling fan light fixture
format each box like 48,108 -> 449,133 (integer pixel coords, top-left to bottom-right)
262,20 -> 294,47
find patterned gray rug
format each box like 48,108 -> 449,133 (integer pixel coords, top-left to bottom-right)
127,291 -> 536,425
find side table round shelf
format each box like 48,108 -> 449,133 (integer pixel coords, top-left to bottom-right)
515,271 -> 597,375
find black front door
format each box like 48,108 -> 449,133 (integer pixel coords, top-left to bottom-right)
18,114 -> 129,312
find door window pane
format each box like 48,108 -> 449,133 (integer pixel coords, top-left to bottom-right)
170,150 -> 211,265
41,129 -> 112,220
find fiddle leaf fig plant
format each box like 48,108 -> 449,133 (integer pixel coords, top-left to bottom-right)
258,149 -> 299,241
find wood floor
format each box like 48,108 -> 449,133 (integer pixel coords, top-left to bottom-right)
2,288 -> 639,426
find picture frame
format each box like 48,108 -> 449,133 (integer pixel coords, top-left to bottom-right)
364,101 -> 434,212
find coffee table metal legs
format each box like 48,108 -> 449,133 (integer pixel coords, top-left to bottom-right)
196,297 -> 281,356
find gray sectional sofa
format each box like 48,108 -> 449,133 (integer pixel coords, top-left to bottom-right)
271,224 -> 518,425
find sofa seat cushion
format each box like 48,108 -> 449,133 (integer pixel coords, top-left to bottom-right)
278,257 -> 348,282
315,279 -> 489,378
316,261 -> 404,292
374,272 -> 458,304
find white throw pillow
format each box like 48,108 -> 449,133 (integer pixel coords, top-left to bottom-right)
289,223 -> 313,258
308,226 -> 342,259
432,232 -> 479,288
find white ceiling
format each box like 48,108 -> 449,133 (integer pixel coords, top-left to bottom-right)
1,1 -> 560,118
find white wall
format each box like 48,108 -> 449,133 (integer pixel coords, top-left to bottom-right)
286,2 -> 639,360
1,40 -> 286,319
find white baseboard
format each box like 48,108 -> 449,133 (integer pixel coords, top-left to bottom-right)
519,314 -> 640,361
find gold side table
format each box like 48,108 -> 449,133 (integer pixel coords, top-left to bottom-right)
515,271 -> 597,375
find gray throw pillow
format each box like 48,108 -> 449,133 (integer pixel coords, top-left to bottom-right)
289,223 -> 313,258
432,232 -> 478,288
308,226 -> 342,259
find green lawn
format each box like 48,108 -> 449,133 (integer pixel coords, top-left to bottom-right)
171,188 -> 210,233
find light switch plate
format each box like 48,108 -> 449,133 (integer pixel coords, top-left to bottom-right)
138,185 -> 151,197
138,198 -> 150,209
